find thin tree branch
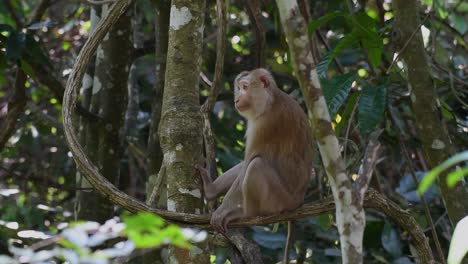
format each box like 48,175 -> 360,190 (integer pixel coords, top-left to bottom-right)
356,129 -> 382,200
386,13 -> 430,74
200,0 -> 227,185
27,0 -> 52,26
4,0 -> 23,28
245,0 -> 265,67
0,68 -> 27,150
201,0 -> 227,113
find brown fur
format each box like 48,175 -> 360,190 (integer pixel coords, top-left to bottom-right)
198,68 -> 313,238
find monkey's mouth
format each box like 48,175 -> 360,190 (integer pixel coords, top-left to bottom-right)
235,104 -> 247,112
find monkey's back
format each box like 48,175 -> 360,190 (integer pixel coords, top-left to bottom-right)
245,89 -> 314,203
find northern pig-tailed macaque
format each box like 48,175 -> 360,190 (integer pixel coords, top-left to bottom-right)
197,68 -> 313,263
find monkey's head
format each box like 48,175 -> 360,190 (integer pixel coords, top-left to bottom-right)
234,69 -> 275,120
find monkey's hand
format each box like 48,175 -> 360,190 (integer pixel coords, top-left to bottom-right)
211,210 -> 229,233
195,164 -> 212,185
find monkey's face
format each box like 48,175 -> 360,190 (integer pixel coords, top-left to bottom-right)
234,72 -> 270,120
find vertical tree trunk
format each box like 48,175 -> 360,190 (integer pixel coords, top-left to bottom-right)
393,0 -> 468,225
156,0 -> 209,262
147,0 -> 170,208
78,5 -> 132,222
275,1 -> 366,263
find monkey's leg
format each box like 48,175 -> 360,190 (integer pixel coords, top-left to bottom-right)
210,173 -> 247,233
241,157 -> 296,216
199,162 -> 244,200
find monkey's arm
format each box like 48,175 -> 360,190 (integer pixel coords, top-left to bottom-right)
200,162 -> 243,200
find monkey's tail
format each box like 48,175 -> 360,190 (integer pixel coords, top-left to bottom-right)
283,220 -> 293,264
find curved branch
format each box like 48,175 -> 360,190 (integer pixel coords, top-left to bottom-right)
62,0 -> 432,262
63,0 -> 162,216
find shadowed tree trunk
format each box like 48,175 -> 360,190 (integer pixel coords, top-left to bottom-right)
146,0 -> 170,209
78,4 -> 132,222
393,0 -> 468,225
155,0 -> 210,262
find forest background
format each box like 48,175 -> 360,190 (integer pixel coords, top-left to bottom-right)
0,0 -> 467,263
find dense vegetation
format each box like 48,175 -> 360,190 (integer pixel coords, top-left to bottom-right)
0,0 -> 467,263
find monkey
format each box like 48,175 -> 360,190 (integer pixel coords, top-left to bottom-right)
197,68 -> 313,264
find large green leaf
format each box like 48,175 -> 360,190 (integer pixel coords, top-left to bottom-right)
321,72 -> 356,118
316,51 -> 332,78
354,11 -> 383,68
320,31 -> 358,75
308,11 -> 346,36
358,84 -> 387,134
361,31 -> 382,68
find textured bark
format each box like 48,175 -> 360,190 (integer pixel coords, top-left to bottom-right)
157,0 -> 209,263
393,0 -> 468,225
147,0 -> 170,208
78,4 -> 132,222
275,1 -> 372,263
0,68 -> 26,151
76,6 -> 99,220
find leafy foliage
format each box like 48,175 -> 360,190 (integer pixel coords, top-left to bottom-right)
418,151 -> 468,195
321,72 -> 356,117
358,84 -> 387,134
0,213 -> 205,263
0,0 -> 465,262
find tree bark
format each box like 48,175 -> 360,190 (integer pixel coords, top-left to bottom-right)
275,1 -> 376,263
0,68 -> 27,151
78,4 -> 132,222
147,0 -> 170,208
157,0 -> 209,262
393,0 -> 468,225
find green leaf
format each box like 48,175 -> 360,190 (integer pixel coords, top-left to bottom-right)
317,214 -> 333,230
448,216 -> 468,264
308,11 -> 346,36
5,31 -> 26,61
450,14 -> 467,35
316,51 -> 332,78
0,24 -> 14,34
358,84 -> 387,134
381,221 -> 402,257
354,12 -> 382,68
335,92 -> 360,135
361,31 -> 382,68
321,72 -> 356,118
355,11 -> 378,31
322,31 -> 358,72
447,168 -> 468,188
122,212 -> 189,249
418,151 -> 468,194
435,0 -> 448,19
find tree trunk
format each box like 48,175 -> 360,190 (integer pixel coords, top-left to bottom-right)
156,0 -> 209,263
275,1 -> 367,263
78,4 -> 132,222
393,0 -> 468,225
147,0 -> 170,208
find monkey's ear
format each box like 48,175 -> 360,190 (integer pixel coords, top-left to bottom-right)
259,74 -> 270,88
